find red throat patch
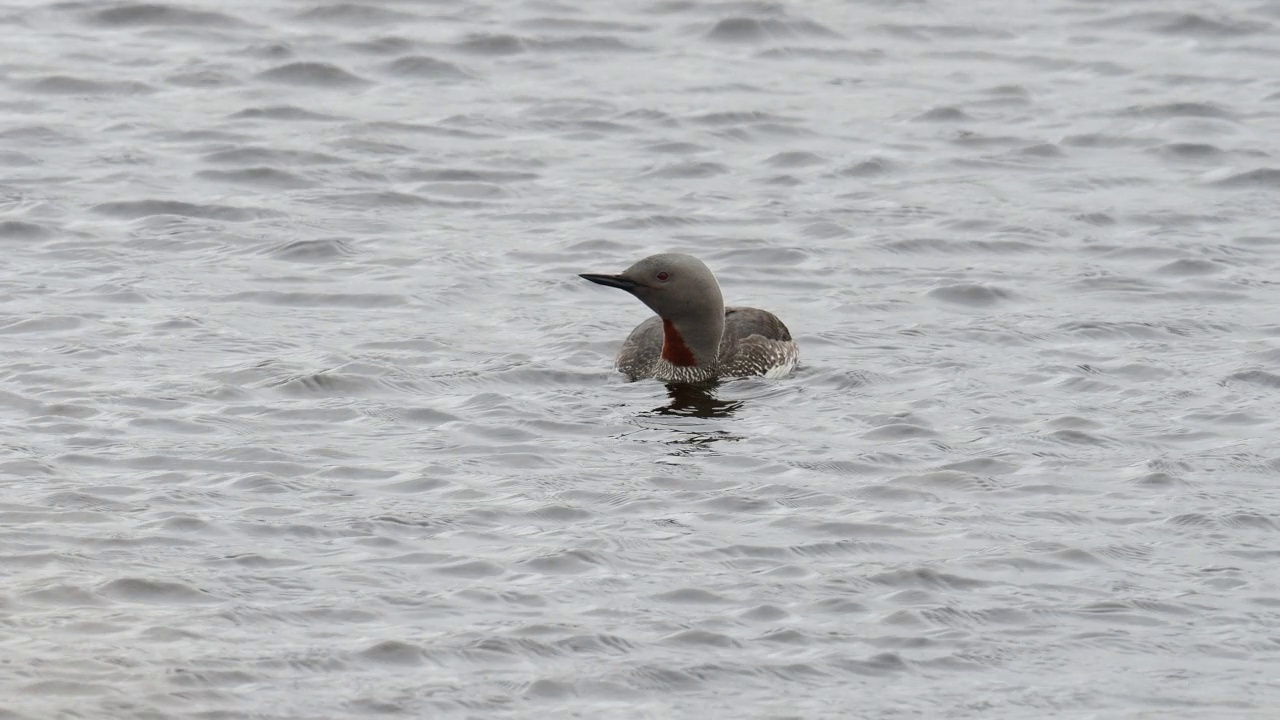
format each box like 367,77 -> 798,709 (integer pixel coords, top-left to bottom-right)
661,319 -> 698,367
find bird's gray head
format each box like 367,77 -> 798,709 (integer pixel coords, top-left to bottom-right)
580,252 -> 726,369
580,253 -> 724,322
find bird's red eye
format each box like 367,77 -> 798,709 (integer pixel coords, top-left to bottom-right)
657,272 -> 669,282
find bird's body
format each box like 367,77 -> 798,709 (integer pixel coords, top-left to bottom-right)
614,308 -> 797,383
579,253 -> 798,384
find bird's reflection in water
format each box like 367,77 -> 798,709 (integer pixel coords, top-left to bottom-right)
632,383 -> 745,455
648,383 -> 743,419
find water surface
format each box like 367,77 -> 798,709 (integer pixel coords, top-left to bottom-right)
2,0 -> 1280,717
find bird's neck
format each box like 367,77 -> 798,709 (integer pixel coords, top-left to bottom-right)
660,311 -> 724,371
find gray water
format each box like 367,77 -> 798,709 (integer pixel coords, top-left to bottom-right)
2,0 -> 1280,717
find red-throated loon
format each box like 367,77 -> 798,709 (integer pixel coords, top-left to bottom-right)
580,253 -> 798,384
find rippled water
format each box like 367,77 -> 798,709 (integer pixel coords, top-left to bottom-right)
3,0 -> 1280,717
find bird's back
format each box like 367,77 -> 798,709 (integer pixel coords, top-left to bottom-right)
717,306 -> 797,379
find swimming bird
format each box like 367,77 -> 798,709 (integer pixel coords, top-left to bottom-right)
579,253 -> 798,384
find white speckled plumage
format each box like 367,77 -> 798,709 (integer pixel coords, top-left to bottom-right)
580,253 -> 798,384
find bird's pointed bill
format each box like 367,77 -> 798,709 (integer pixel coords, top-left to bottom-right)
579,273 -> 637,291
